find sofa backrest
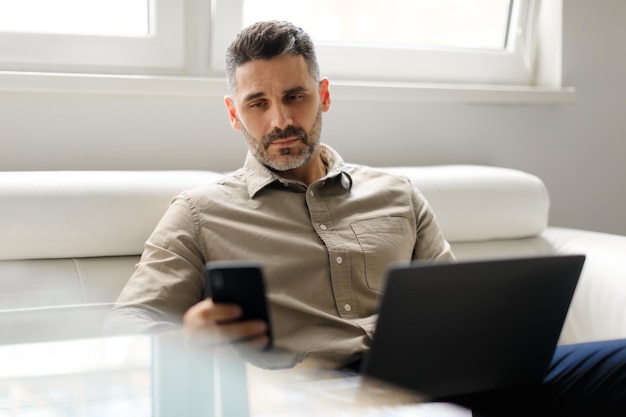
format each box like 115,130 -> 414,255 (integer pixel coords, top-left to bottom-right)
0,170 -> 223,260
0,165 -> 550,261
384,165 -> 550,243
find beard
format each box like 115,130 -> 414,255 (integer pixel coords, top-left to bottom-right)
240,106 -> 322,172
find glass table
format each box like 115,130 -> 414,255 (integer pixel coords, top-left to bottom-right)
0,334 -> 471,416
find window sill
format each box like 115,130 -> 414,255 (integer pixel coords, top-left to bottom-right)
331,81 -> 576,104
0,71 -> 576,104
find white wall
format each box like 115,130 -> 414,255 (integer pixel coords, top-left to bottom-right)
1,0 -> 625,235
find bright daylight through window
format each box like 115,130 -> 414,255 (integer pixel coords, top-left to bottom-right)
242,0 -> 511,50
0,0 -> 150,37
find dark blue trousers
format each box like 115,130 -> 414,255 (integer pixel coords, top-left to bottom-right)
447,339 -> 626,416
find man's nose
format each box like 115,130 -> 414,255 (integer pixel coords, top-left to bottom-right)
270,104 -> 293,130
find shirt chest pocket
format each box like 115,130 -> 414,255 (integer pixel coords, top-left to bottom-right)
350,217 -> 415,292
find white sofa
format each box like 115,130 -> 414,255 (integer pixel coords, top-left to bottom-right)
1,166 -> 625,346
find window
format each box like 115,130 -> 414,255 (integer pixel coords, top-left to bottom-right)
0,0 -> 562,96
0,0 -> 199,75
212,0 -> 543,86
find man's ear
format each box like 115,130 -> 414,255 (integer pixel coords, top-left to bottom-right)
224,96 -> 241,130
319,78 -> 331,112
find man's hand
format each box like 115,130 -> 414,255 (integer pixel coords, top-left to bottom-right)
182,298 -> 270,350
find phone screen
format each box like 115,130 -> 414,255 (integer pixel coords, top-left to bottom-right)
204,260 -> 273,348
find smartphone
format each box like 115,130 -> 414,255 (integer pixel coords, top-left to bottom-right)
204,260 -> 273,348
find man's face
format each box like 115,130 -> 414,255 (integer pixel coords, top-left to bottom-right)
225,54 -> 330,172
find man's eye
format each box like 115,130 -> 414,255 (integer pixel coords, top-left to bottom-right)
249,101 -> 266,109
286,94 -> 303,102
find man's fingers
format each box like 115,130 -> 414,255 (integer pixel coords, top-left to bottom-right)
221,320 -> 268,342
183,299 -> 242,328
183,299 -> 268,350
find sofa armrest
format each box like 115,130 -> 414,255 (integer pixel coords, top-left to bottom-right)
542,227 -> 626,344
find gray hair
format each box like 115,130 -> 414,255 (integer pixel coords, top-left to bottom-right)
225,20 -> 320,95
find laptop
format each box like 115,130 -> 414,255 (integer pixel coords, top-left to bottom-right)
359,254 -> 585,400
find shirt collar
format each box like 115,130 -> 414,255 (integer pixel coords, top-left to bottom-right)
243,144 -> 353,198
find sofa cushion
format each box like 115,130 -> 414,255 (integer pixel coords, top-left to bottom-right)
383,165 -> 550,242
0,255 -> 139,343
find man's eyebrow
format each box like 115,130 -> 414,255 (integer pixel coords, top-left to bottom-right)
242,91 -> 265,103
284,86 -> 307,96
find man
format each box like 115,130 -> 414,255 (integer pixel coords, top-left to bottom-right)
105,20 -> 625,416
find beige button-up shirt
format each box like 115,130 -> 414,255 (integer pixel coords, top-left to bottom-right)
105,144 -> 454,367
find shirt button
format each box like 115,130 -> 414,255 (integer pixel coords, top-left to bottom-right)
320,224 -> 327,230
336,256 -> 343,264
344,304 -> 352,312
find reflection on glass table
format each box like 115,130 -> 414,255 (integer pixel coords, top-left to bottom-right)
0,336 -> 151,416
0,334 -> 471,417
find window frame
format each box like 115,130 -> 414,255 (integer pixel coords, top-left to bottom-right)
0,0 -> 572,104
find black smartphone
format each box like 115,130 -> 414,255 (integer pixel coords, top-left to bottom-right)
204,260 -> 272,348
